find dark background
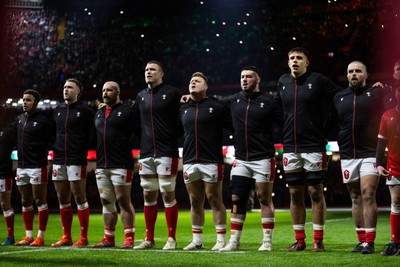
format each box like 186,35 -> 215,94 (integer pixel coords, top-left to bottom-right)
1,0 -> 399,211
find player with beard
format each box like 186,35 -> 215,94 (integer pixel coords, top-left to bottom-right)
334,61 -> 389,254
219,66 -> 283,252
92,81 -> 136,248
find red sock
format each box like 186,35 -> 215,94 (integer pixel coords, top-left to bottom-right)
4,212 -> 14,238
356,229 -> 366,243
144,204 -> 158,241
104,227 -> 115,243
295,229 -> 306,244
124,226 -> 135,241
390,212 -> 400,243
365,230 -> 376,243
314,230 -> 324,242
165,203 -> 178,239
22,208 -> 34,231
60,206 -> 73,238
77,207 -> 90,239
38,206 -> 49,232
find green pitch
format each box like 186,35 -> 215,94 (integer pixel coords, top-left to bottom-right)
0,210 -> 397,266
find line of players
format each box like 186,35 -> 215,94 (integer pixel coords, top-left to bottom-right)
1,48 -> 400,256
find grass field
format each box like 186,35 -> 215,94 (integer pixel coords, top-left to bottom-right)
0,209 -> 398,267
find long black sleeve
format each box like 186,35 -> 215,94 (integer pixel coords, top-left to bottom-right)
376,138 -> 387,167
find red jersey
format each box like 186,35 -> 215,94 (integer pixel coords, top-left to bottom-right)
378,107 -> 400,176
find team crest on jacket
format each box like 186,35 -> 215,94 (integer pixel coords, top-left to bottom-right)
260,102 -> 264,108
283,157 -> 288,166
0,131 -> 3,137
209,107 -> 213,113
52,169 -> 58,177
343,169 -> 350,180
308,83 -> 312,89
162,94 -> 167,100
183,172 -> 189,180
76,112 -> 81,117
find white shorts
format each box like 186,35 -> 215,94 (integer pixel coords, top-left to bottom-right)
230,158 -> 275,183
16,167 -> 48,186
183,163 -> 223,184
386,175 -> 400,186
341,158 -> 377,184
0,179 -> 12,192
52,164 -> 87,182
95,168 -> 133,186
139,157 -> 178,176
283,152 -> 328,172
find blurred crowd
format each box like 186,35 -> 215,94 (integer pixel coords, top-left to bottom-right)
3,0 -> 399,211
4,0 -> 397,99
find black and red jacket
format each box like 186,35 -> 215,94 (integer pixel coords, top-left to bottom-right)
0,122 -> 17,178
53,101 -> 95,166
179,97 -> 232,164
334,86 -> 389,159
225,90 -> 283,161
16,110 -> 55,168
133,83 -> 182,158
276,71 -> 340,153
95,102 -> 135,169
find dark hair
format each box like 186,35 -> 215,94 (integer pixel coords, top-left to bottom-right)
23,89 -> 41,103
66,78 -> 83,97
288,47 -> 310,59
146,60 -> 164,73
191,72 -> 208,84
241,66 -> 260,77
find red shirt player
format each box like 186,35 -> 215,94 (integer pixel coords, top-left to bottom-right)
376,86 -> 400,256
